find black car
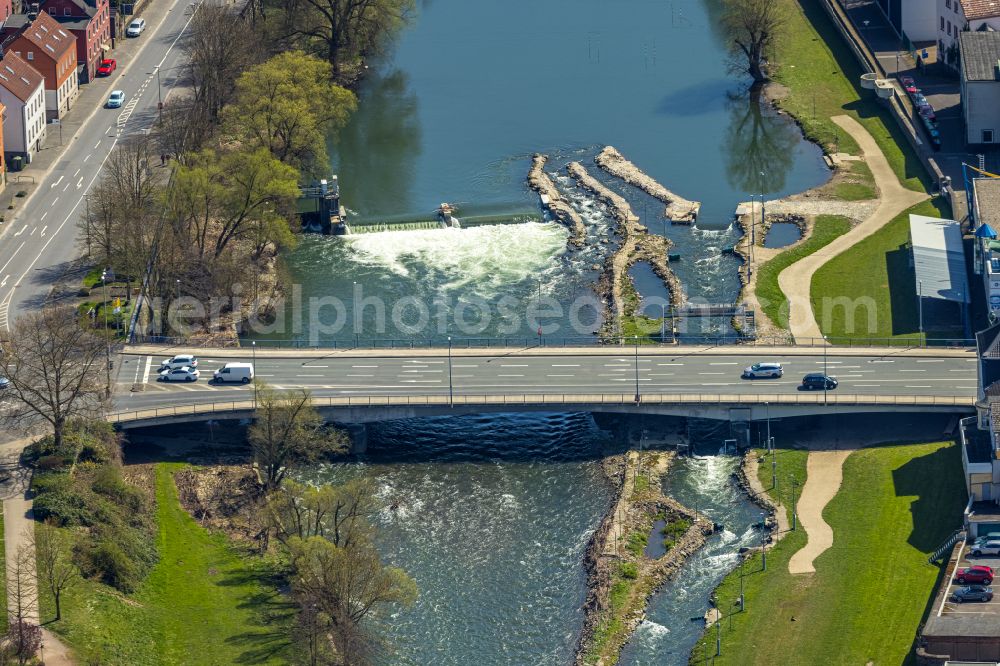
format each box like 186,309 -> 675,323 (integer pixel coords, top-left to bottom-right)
952,585 -> 994,603
800,373 -> 838,390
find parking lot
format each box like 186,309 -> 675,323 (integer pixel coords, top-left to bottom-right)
937,543 -> 1000,616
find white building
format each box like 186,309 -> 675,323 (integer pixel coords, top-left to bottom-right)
0,51 -> 45,165
959,31 -> 1000,145
972,177 -> 1000,313
939,0 -> 1000,69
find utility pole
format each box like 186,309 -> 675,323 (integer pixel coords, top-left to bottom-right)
790,475 -> 799,531
716,609 -> 722,656
252,341 -> 257,409
765,401 -> 771,453
760,512 -> 768,571
633,335 -> 640,403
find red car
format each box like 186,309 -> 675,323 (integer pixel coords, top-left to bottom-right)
97,59 -> 116,77
899,76 -> 918,94
955,565 -> 994,585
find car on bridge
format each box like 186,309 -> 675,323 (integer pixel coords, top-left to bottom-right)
742,362 -> 783,379
800,373 -> 838,390
956,566 -> 994,585
158,366 -> 199,383
159,354 -> 198,371
952,585 -> 994,603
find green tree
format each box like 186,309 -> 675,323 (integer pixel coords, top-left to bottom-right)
249,384 -> 347,490
223,52 -> 357,173
288,535 -> 417,665
267,478 -> 375,547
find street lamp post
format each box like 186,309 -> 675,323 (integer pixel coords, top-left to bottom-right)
102,269 -> 111,398
790,475 -> 799,531
252,341 -> 257,409
765,401 -> 771,453
823,335 -> 829,406
918,280 -> 923,333
760,512 -> 768,571
633,335 -> 640,403
447,336 -> 454,407
739,554 -> 745,610
660,303 -> 666,343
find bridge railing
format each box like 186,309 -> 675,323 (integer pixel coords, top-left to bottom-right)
130,335 -> 976,351
108,392 -> 975,424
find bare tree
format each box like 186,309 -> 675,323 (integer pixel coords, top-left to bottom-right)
31,521 -> 78,621
185,4 -> 259,122
3,621 -> 40,666
0,308 -> 108,450
723,0 -> 785,85
249,384 -> 346,490
8,543 -> 37,627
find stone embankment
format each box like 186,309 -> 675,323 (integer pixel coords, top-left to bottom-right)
567,162 -> 683,338
576,450 -> 714,665
595,146 -> 700,223
527,154 -> 586,248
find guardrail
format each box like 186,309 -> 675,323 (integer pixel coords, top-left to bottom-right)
129,335 -> 976,351
107,392 -> 975,423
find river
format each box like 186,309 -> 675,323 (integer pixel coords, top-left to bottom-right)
256,0 -> 830,345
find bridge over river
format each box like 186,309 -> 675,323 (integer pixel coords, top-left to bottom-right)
109,345 -> 979,429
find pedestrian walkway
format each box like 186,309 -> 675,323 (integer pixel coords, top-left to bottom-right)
788,449 -> 853,574
780,115 -> 929,341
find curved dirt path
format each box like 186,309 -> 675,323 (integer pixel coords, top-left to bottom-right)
787,450 -> 853,574
779,115 -> 928,342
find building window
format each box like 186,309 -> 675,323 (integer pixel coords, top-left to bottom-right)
985,130 -> 996,143
947,20 -> 952,34
946,0 -> 951,7
941,16 -> 946,30
26,52 -> 33,61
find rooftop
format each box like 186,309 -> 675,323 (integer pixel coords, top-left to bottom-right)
962,0 -> 1000,20
0,50 -> 43,102
960,31 -> 1000,81
16,12 -> 75,61
909,215 -> 969,302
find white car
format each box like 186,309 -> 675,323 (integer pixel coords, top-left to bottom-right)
106,90 -> 125,108
159,354 -> 198,371
126,18 -> 145,37
158,366 -> 199,383
742,362 -> 783,379
972,540 -> 1000,557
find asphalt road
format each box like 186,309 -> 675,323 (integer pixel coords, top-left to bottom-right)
112,350 -> 980,411
0,0 -> 200,331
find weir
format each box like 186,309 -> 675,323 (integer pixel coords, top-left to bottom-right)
344,210 -> 542,234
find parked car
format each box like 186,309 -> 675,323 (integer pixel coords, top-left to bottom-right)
97,58 -> 116,76
106,90 -> 125,108
0,377 -> 9,390
126,18 -> 145,37
742,362 -> 783,379
956,566 -> 994,585
974,532 -> 1000,546
213,362 -> 254,384
899,76 -> 917,94
800,373 -> 838,390
158,366 -> 199,383
971,540 -> 1000,557
952,585 -> 994,603
159,354 -> 198,371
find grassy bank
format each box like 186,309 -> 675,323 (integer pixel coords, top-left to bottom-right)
773,0 -> 929,193
43,463 -> 293,665
810,199 -> 963,341
756,215 -> 852,330
693,441 -> 964,665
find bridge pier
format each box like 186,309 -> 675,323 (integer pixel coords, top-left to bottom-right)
345,423 -> 368,455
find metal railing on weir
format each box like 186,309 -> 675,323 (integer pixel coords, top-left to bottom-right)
108,392 -> 975,424
129,335 -> 976,351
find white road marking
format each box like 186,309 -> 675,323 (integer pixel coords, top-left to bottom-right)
296,374 -> 323,377
50,197 -> 58,207
699,372 -> 725,375
498,374 -> 524,377
855,384 -> 881,387
657,363 -> 684,366
501,364 -> 528,367
899,369 -> 926,372
905,385 -> 932,388
351,365 -> 377,368
39,212 -> 47,221
73,168 -> 81,177
346,374 -> 373,377
94,140 -> 101,149
0,243 -> 25,273
917,359 -> 944,363
63,183 -> 70,192
547,374 -> 575,377
40,226 -> 47,237
302,364 -> 329,368
13,225 -> 25,237
453,364 -> 478,368
83,154 -> 90,162
551,364 -> 580,367
50,176 -> 63,188
76,178 -> 84,189
142,356 -> 152,383
709,362 -> 738,365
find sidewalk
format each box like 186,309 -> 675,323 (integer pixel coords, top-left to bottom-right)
779,115 -> 929,341
0,0 -> 184,250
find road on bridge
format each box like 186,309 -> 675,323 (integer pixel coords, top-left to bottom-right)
113,347 -> 979,412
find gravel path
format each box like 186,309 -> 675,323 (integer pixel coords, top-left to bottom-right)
779,115 -> 929,341
787,449 -> 853,575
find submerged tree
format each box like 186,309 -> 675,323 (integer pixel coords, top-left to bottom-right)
722,88 -> 797,194
722,0 -> 785,85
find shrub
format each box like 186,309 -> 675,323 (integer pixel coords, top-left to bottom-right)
76,538 -> 141,592
36,455 -> 65,471
619,562 -> 639,580
14,191 -> 26,198
92,466 -> 144,513
77,287 -> 90,297
32,475 -> 93,526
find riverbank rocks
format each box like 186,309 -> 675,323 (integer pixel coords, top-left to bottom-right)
526,154 -> 586,248
595,146 -> 701,223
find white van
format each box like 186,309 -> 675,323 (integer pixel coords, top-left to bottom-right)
213,362 -> 254,384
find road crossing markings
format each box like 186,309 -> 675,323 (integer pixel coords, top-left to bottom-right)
40,226 -> 47,237
143,356 -> 152,384
40,212 -> 47,221
50,176 -> 63,188
13,225 -> 25,237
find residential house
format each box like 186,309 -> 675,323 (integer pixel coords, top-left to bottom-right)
874,0 -> 938,45
2,11 -> 77,119
960,323 -> 1000,535
41,0 -> 110,83
959,31 -> 1000,145
939,0 -> 1000,69
0,101 -> 7,190
971,176 -> 1000,315
0,50 -> 45,165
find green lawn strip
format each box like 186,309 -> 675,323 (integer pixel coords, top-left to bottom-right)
810,199 -> 962,342
757,215 -> 852,330
693,441 -> 964,665
834,181 -> 876,201
0,511 -> 6,634
773,0 -> 930,193
43,463 -> 294,665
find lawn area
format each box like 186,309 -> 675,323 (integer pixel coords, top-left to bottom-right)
809,198 -> 964,342
693,441 -> 965,665
42,463 -> 294,665
757,215 -> 852,330
773,0 -> 930,193
0,511 -> 6,634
